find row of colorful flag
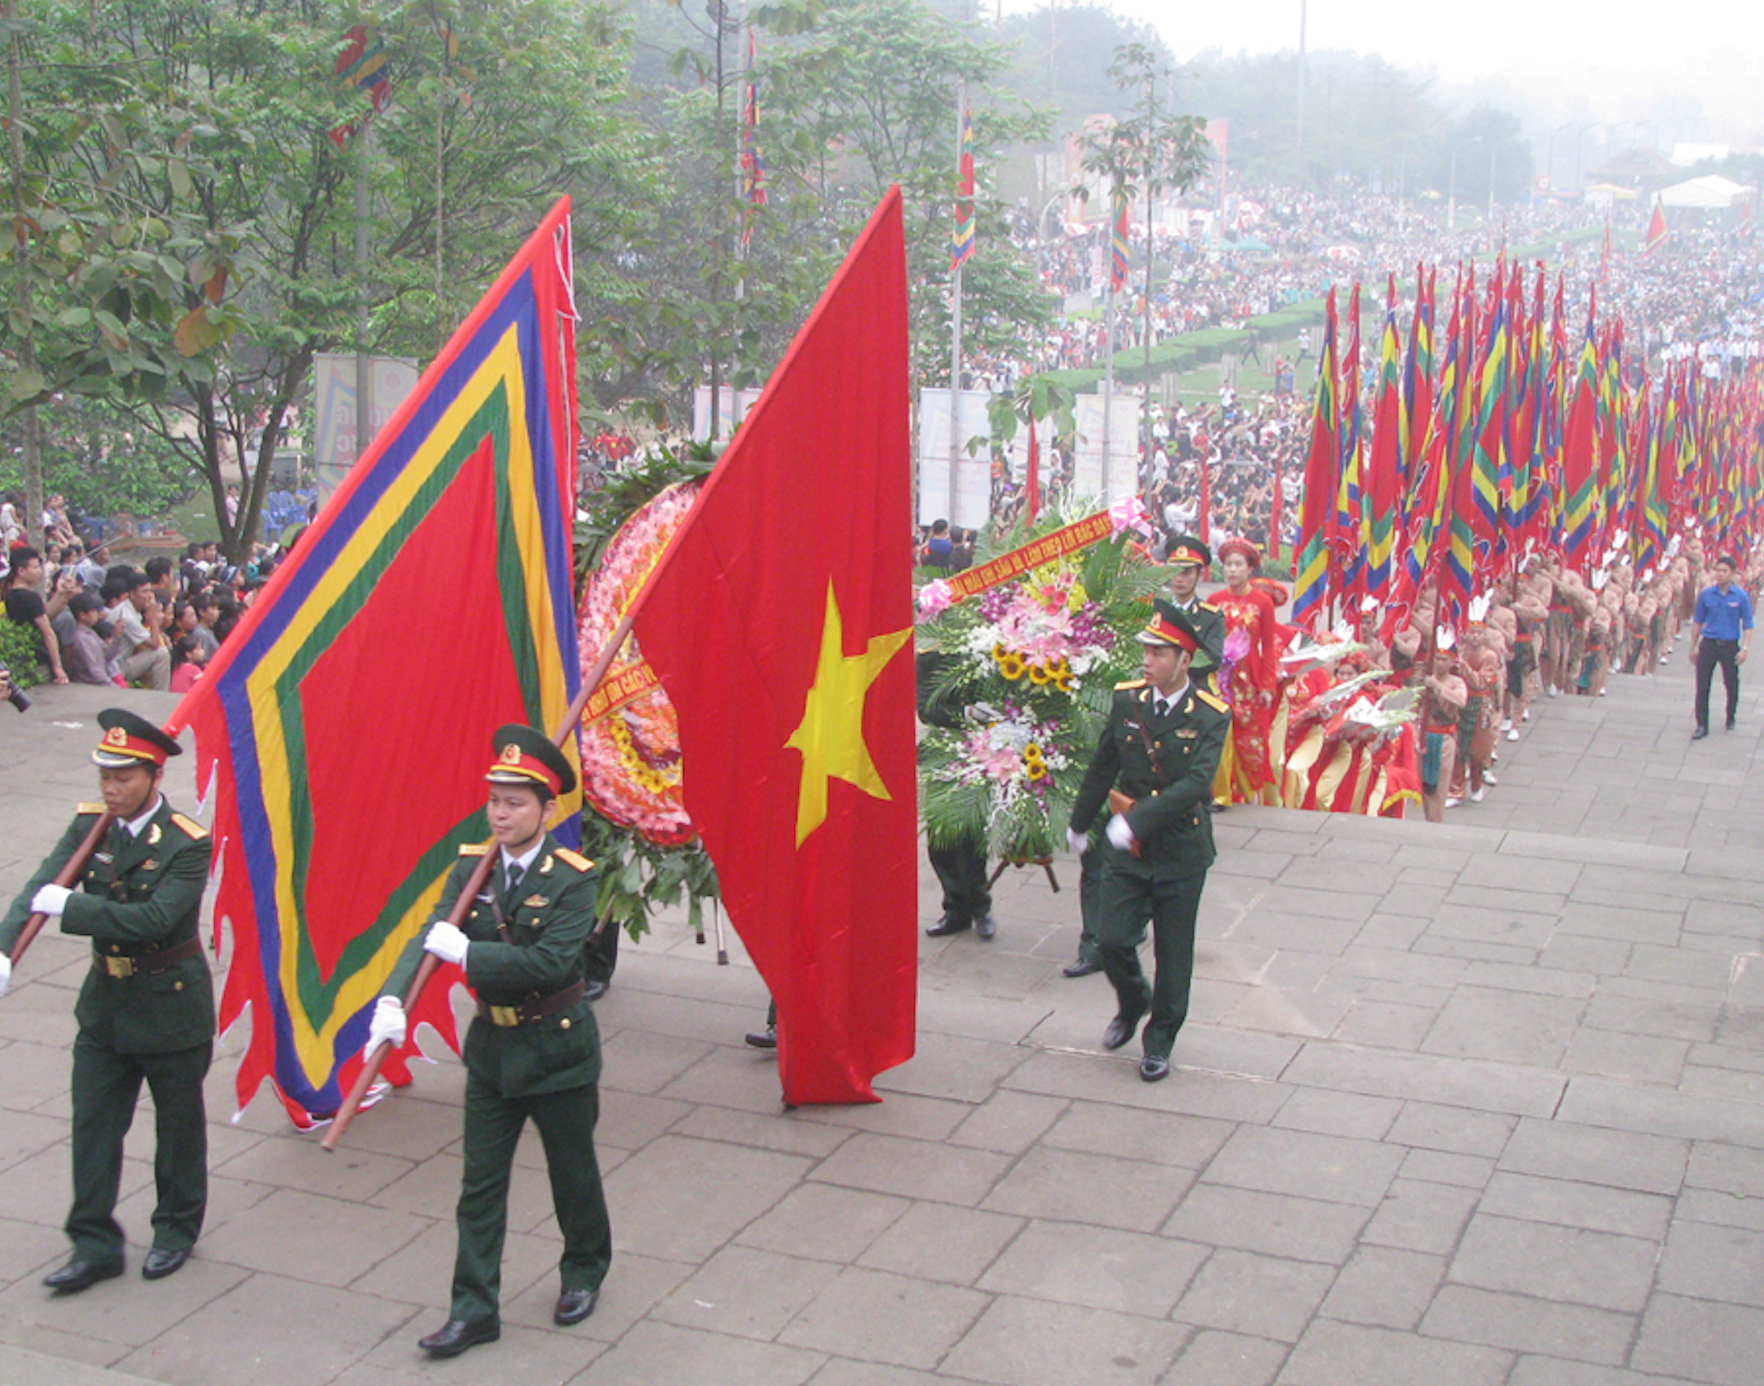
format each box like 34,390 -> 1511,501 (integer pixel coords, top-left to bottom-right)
1291,260 -> 1764,634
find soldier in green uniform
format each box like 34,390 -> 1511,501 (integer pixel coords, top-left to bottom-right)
1164,534 -> 1226,678
0,709 -> 214,1290
1067,602 -> 1230,1081
1064,547 -> 1224,980
371,725 -> 611,1358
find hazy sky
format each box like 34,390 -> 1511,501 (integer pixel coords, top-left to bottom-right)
1003,0 -> 1764,139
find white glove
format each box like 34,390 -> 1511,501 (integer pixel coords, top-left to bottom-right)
1105,814 -> 1135,851
365,996 -> 406,1055
0,952 -> 11,998
31,884 -> 71,917
423,920 -> 470,966
1066,828 -> 1090,857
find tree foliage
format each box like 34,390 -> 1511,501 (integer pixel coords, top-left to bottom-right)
2,0 -> 649,557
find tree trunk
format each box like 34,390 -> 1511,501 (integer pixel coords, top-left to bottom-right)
5,0 -> 44,547
240,347 -> 314,557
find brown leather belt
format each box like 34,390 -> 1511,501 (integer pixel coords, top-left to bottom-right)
478,979 -> 586,1028
92,936 -> 201,979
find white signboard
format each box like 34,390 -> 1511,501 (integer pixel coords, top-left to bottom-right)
693,385 -> 764,443
1002,414 -> 1055,486
313,353 -> 421,503
1071,391 -> 1141,506
916,387 -> 993,530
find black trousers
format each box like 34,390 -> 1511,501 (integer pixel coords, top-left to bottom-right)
1095,851 -> 1207,1061
68,1036 -> 211,1260
1076,838 -> 1103,963
1695,638 -> 1741,729
928,835 -> 990,923
452,1075 -> 611,1322
583,917 -> 618,985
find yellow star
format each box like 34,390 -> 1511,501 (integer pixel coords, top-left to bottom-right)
785,581 -> 911,847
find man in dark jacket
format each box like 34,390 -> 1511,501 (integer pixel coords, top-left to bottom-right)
1068,603 -> 1229,1081
373,725 -> 610,1357
1,709 -> 214,1289
917,648 -> 996,940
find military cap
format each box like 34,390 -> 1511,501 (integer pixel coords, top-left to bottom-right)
92,708 -> 182,768
1165,534 -> 1211,569
486,724 -> 576,799
1137,599 -> 1203,653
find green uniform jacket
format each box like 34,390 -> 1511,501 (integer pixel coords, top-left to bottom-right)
1069,682 -> 1231,877
385,834 -> 601,1098
1176,598 -> 1227,677
0,799 -> 215,1054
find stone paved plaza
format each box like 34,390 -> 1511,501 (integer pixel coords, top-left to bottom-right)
4,650 -> 1764,1386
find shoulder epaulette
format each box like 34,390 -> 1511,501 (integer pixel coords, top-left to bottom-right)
171,812 -> 209,840
1114,678 -> 1148,691
1195,688 -> 1229,714
459,842 -> 491,857
77,802 -> 106,815
1197,600 -> 1219,613
554,847 -> 595,872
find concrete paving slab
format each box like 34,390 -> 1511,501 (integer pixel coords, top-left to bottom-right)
10,650 -> 1764,1384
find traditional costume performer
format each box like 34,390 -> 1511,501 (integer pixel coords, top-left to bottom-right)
1210,538 -> 1284,805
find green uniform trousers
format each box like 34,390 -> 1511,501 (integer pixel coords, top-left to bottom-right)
1095,856 -> 1206,1061
69,1035 -> 210,1261
452,1073 -> 612,1323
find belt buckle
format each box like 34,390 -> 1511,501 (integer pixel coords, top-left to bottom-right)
103,955 -> 136,979
488,1004 -> 520,1027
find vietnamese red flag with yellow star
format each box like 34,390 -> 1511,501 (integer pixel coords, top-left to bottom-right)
630,187 -> 915,1104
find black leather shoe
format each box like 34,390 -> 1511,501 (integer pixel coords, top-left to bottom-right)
142,1247 -> 190,1280
43,1257 -> 124,1293
924,915 -> 970,937
1140,1055 -> 1172,1082
974,914 -> 997,940
1692,726 -> 1709,740
745,1026 -> 777,1049
1062,958 -> 1102,978
554,1288 -> 598,1326
1102,1013 -> 1143,1051
584,979 -> 609,1002
418,1316 -> 500,1358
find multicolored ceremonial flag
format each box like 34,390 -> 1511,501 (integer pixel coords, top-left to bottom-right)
1109,192 -> 1131,294
632,189 -> 916,1105
952,105 -> 976,271
1468,264 -> 1509,574
329,25 -> 391,148
1645,199 -> 1669,256
168,201 -> 583,1127
1333,283 -> 1365,605
1293,287 -> 1341,627
740,29 -> 767,247
1561,293 -> 1601,571
1363,277 -> 1403,604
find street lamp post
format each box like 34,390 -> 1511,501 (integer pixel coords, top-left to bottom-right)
1545,121 -> 1575,194
1448,136 -> 1483,231
1573,122 -> 1597,193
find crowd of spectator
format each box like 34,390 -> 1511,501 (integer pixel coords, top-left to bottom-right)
1,509 -> 291,692
964,186 -> 1764,565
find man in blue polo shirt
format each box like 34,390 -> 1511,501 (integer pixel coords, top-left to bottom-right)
1690,554 -> 1753,739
